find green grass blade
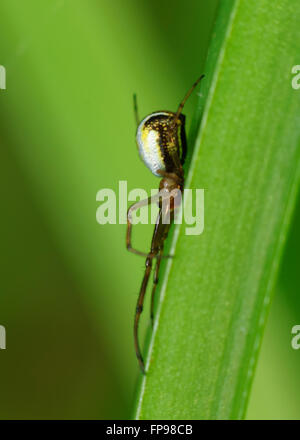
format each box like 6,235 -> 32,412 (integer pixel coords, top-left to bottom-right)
134,0 -> 300,419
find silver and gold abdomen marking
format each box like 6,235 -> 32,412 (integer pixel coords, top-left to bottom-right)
136,111 -> 186,177
137,112 -> 168,177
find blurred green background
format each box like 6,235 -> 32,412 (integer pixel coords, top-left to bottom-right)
0,0 -> 299,419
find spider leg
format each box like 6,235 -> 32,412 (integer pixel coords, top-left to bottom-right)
150,249 -> 163,326
134,253 -> 155,374
127,195 -> 158,257
150,205 -> 174,326
126,192 -> 175,258
173,74 -> 205,125
133,93 -> 139,127
134,206 -> 167,373
132,188 -> 175,373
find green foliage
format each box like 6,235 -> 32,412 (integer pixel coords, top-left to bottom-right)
1,0 -> 300,420
0,0 -> 218,419
134,0 -> 300,420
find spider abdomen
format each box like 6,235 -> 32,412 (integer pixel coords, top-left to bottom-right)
136,111 -> 186,177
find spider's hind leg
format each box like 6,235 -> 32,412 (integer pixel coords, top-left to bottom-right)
134,252 -> 156,373
150,249 -> 163,326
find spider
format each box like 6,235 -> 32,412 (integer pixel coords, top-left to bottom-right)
126,74 -> 205,373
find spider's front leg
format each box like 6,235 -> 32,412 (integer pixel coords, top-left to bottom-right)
126,191 -> 174,259
126,195 -> 158,258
